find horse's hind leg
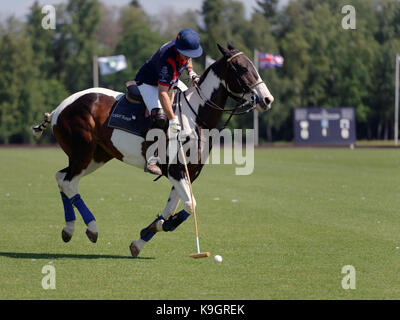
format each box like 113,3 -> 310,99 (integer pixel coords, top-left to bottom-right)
56,168 -> 76,242
57,145 -> 107,243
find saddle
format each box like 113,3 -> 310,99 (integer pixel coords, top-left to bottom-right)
107,81 -> 149,137
108,81 -> 179,138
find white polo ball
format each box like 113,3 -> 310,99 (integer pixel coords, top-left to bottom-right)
213,254 -> 223,263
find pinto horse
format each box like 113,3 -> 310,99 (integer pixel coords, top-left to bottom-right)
32,44 -> 274,258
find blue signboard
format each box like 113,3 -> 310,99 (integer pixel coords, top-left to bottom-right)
294,108 -> 356,145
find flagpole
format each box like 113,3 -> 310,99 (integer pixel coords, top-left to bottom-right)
253,49 -> 259,147
395,54 -> 399,146
93,55 -> 99,87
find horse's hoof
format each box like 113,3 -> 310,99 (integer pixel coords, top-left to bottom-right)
129,241 -> 140,258
86,229 -> 98,243
61,229 -> 72,243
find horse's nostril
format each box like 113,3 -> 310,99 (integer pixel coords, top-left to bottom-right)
264,97 -> 271,105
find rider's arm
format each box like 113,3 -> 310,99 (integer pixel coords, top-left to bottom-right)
186,59 -> 199,84
158,84 -> 175,120
157,59 -> 176,120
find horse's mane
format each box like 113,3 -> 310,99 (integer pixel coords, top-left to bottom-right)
198,57 -> 223,86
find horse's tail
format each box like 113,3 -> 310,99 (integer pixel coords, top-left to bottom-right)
31,112 -> 53,137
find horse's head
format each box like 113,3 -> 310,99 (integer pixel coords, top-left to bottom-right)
217,44 -> 274,111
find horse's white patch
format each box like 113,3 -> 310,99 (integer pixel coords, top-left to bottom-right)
56,159 -> 105,198
161,187 -> 181,219
59,171 -> 84,199
51,87 -> 123,127
199,69 -> 221,101
82,159 -> 106,177
168,175 -> 196,214
110,129 -> 146,168
55,171 -> 67,192
253,81 -> 274,106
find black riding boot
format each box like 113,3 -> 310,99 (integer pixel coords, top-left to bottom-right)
144,108 -> 168,175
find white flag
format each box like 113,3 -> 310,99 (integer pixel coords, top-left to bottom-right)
205,55 -> 216,69
98,55 -> 127,75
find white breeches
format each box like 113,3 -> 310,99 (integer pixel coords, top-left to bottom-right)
137,80 -> 188,113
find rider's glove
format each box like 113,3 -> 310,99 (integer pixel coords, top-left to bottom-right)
168,118 -> 181,134
188,70 -> 200,85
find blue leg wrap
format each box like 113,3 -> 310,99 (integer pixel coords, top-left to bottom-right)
140,216 -> 163,242
70,194 -> 95,225
162,209 -> 190,232
61,192 -> 76,222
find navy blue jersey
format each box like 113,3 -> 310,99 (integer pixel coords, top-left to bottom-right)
135,41 -> 189,87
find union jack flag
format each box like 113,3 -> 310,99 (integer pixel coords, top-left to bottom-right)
257,51 -> 284,69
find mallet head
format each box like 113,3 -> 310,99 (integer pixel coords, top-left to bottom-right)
189,252 -> 210,259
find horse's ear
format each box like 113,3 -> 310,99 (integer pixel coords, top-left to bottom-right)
227,43 -> 236,51
217,43 -> 230,57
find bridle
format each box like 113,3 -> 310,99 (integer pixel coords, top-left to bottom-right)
180,51 -> 265,130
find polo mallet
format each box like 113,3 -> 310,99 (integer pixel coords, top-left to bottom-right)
177,138 -> 210,259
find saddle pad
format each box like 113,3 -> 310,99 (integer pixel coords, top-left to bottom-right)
107,94 -> 149,137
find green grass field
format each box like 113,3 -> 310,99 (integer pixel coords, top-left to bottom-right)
1,146 -> 400,299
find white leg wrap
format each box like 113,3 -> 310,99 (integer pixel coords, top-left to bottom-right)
87,220 -> 98,233
56,171 -> 67,192
135,238 -> 146,251
63,221 -> 75,235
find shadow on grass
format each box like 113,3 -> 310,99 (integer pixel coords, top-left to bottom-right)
0,251 -> 154,260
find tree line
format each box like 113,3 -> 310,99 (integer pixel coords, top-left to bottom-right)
0,0 -> 399,144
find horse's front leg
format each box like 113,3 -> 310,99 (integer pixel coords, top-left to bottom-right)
160,169 -> 196,231
129,186 -> 182,258
129,163 -> 197,258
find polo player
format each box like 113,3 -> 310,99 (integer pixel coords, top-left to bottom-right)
134,28 -> 203,175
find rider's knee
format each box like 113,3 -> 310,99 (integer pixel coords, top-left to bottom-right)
150,108 -> 168,131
